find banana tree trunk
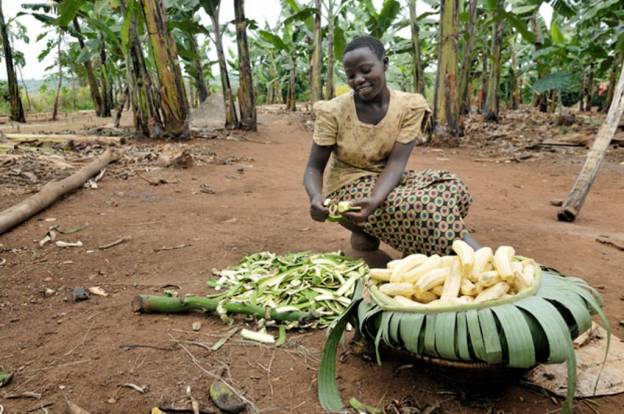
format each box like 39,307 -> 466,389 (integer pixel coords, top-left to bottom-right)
114,85 -> 129,128
234,0 -> 257,131
408,0 -> 425,95
140,0 -> 190,138
99,47 -> 112,117
433,0 -> 459,141
584,66 -> 594,112
531,13 -> 548,112
121,0 -> 164,138
208,7 -> 239,129
286,55 -> 297,111
310,0 -> 323,103
457,0 -> 477,113
326,1 -> 336,100
478,54 -> 488,113
484,6 -> 504,122
269,56 -> 282,104
603,52 -> 624,113
510,38 -> 520,110
51,32 -> 63,121
17,64 -> 32,112
188,34 -> 209,103
72,17 -> 104,117
0,0 -> 25,123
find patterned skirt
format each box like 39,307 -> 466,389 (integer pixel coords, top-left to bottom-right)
326,169 -> 473,256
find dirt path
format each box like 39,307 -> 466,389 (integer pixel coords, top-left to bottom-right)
1,110 -> 623,413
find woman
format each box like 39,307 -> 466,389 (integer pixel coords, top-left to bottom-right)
303,36 -> 478,257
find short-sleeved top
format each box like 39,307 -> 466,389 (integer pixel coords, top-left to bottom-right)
312,88 -> 431,195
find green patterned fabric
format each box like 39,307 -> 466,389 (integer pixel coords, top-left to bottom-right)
327,169 -> 473,255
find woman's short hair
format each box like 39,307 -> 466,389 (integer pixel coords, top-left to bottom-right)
344,36 -> 385,60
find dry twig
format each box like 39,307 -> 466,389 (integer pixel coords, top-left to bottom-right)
168,333 -> 259,413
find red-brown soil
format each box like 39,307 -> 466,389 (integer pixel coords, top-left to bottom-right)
1,108 -> 623,413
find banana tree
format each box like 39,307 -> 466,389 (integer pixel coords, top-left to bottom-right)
311,0 -> 322,102
51,30 -> 64,120
120,0 -> 164,137
433,0 -> 459,141
21,1 -> 110,117
407,0 -> 426,94
259,21 -> 304,111
234,0 -> 256,130
166,0 -> 210,104
457,0 -> 478,114
483,0 -> 506,122
361,0 -> 400,40
200,0 -> 239,129
282,0 -> 319,105
0,0 -> 26,122
139,0 -> 190,138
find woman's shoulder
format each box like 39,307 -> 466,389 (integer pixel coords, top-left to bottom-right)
391,89 -> 430,110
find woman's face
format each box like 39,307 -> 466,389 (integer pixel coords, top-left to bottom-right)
343,47 -> 387,101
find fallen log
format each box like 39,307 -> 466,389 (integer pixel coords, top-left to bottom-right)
132,294 -> 318,323
558,64 -> 624,222
0,149 -> 119,234
5,133 -> 125,146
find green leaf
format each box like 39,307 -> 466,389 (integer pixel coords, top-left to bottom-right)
478,308 -> 502,364
377,0 -> 401,33
375,312 -> 391,364
532,71 -> 572,93
120,1 -> 133,51
502,11 -> 536,44
456,312 -> 471,361
318,299 -> 360,412
551,0 -> 576,19
334,25 -> 346,60
491,304 -> 536,368
537,289 -> 592,338
57,0 -> 88,27
550,20 -> 566,44
434,312 -> 457,360
512,4 -> 539,15
466,309 -> 486,361
423,314 -> 438,357
283,7 -> 317,27
27,12 -> 57,26
388,311 -> 402,346
258,30 -> 287,51
0,370 -> 12,387
398,312 -> 425,354
515,296 -> 570,364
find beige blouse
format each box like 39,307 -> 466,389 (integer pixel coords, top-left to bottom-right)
312,88 -> 431,195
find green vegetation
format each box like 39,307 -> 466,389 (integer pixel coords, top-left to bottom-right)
0,0 -> 621,139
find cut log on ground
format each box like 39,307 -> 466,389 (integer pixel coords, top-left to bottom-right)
558,64 -> 624,222
0,149 -> 119,234
5,133 -> 125,146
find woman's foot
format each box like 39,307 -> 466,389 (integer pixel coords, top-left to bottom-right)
351,231 -> 380,251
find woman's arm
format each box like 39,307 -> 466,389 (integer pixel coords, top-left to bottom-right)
344,139 -> 416,221
303,143 -> 334,221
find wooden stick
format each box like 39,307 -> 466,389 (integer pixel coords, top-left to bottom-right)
0,149 -> 119,234
5,133 -> 125,146
558,64 -> 624,222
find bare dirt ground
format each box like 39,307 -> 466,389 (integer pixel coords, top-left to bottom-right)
1,107 -> 623,414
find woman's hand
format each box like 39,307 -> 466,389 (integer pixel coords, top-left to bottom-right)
342,197 -> 382,222
310,194 -> 329,222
